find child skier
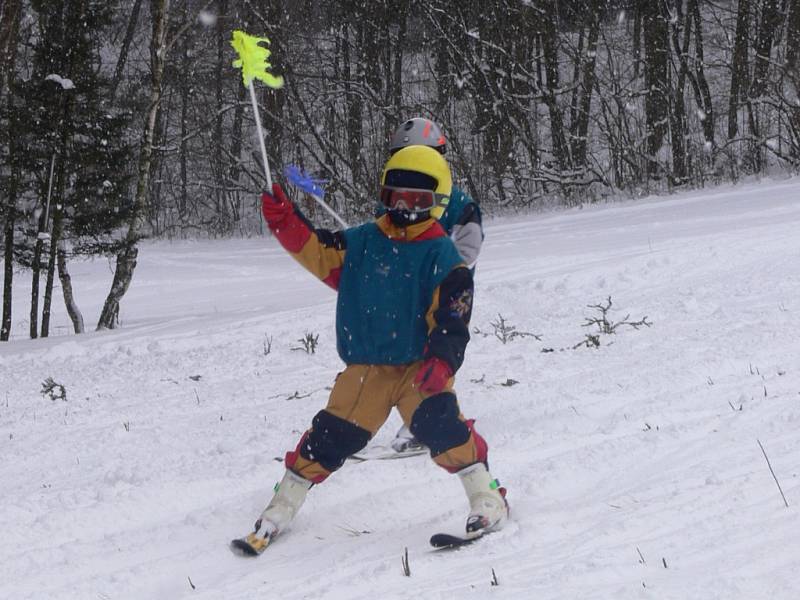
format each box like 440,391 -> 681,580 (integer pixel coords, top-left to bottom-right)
385,117 -> 485,454
238,145 -> 507,554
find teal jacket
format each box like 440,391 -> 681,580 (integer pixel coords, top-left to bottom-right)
437,186 -> 475,233
266,203 -> 475,371
337,219 -> 463,365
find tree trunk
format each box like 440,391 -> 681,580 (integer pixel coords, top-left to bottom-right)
40,203 -> 62,338
180,46 -> 190,218
747,0 -> 782,171
262,1 -> 286,196
57,238 -> 84,333
341,22 -> 363,196
728,0 -> 752,140
29,217 -> 46,339
642,0 -> 670,177
228,83 -> 246,216
1,0 -> 22,341
213,0 -> 227,224
1,200 -> 13,341
389,0 -> 408,146
633,2 -> 643,80
786,0 -> 800,161
540,1 -> 570,172
0,0 -> 21,103
668,1 -> 692,184
751,0 -> 782,100
787,0 -> 800,73
28,153 -> 57,338
572,0 -> 601,167
109,0 -> 144,102
433,4 -> 455,116
569,23 -> 585,143
97,0 -> 171,330
691,0 -> 714,150
1,135 -> 17,340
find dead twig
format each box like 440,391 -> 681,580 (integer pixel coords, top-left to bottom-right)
757,439 -> 789,508
336,524 -> 372,537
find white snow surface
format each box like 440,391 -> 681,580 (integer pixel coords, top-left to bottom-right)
2,179 -> 799,599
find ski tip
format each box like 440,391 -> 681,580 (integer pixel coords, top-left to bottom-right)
230,538 -> 259,557
429,532 -> 483,549
230,535 -> 268,557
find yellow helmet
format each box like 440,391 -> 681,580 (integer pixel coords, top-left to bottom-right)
381,145 -> 451,218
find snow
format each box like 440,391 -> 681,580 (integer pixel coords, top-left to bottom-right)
2,179 -> 800,599
44,74 -> 75,90
198,10 -> 217,27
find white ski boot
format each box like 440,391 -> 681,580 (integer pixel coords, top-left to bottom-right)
235,470 -> 312,555
458,462 -> 508,535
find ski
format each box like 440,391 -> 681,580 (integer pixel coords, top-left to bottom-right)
430,531 -> 485,549
230,532 -> 272,557
349,444 -> 427,462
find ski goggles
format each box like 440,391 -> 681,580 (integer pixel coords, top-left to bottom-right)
380,186 -> 437,213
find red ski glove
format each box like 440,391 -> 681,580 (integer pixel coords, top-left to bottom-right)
414,357 -> 453,394
261,183 -> 293,227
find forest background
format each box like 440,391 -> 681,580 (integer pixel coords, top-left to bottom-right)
1,0 -> 799,338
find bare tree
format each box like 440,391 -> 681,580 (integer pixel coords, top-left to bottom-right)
690,0 -> 714,153
569,0 -> 602,169
728,0 -> 752,141
747,0 -> 784,171
641,0 -> 670,177
540,1 -> 571,174
0,0 -> 22,341
109,0 -> 145,102
97,0 -> 172,330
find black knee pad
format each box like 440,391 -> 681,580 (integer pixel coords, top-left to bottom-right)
409,392 -> 470,456
301,410 -> 371,472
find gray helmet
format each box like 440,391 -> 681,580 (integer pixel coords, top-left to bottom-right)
389,117 -> 447,154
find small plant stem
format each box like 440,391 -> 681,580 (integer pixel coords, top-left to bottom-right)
757,439 -> 789,508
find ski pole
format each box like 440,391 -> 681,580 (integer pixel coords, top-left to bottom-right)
247,80 -> 273,188
311,195 -> 348,229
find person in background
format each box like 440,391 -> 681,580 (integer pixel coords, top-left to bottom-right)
387,118 -> 485,454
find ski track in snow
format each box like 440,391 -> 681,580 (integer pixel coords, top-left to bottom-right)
1,179 -> 799,599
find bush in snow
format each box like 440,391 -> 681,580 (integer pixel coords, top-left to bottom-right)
292,332 -> 320,354
40,377 -> 67,402
573,296 -> 652,349
474,313 -> 541,344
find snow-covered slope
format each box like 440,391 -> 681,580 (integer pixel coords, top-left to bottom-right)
2,180 -> 799,599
